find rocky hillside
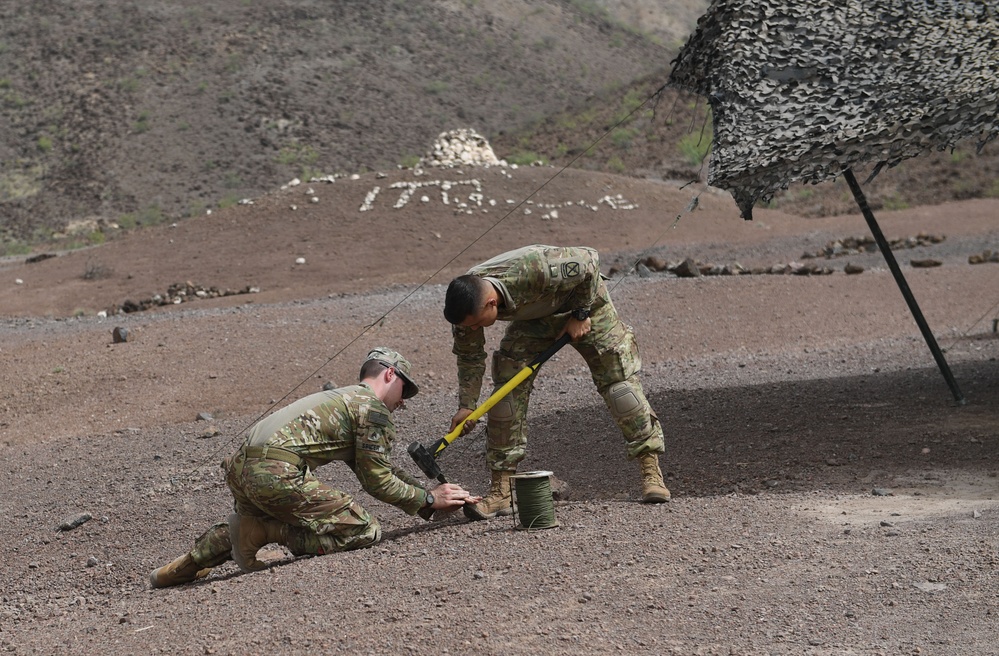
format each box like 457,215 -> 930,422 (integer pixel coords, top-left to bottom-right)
0,1 -> 690,248
2,0 -> 997,254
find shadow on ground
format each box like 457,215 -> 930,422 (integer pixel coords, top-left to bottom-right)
435,360 -> 999,502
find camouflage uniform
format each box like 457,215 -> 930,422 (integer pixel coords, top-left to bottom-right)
185,384 -> 428,568
453,245 -> 664,472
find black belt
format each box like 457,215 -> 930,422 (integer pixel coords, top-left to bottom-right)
242,445 -> 305,468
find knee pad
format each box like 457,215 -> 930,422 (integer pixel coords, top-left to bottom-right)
488,397 -> 515,423
607,381 -> 642,420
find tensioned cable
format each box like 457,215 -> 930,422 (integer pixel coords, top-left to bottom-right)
190,81 -> 706,476
938,296 -> 999,354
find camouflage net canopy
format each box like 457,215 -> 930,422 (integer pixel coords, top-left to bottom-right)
667,0 -> 999,219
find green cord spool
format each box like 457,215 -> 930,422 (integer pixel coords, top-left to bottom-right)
511,470 -> 559,530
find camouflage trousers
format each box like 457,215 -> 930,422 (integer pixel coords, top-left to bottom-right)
186,449 -> 380,568
486,294 -> 664,472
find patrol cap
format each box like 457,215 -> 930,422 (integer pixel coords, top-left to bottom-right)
365,347 -> 419,399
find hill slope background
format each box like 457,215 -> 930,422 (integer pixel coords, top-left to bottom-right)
0,0 -> 696,247
2,0 -> 998,254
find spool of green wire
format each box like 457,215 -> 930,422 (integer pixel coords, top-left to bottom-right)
511,470 -> 559,530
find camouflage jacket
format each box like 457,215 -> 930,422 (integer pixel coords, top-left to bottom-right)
452,245 -> 601,408
244,384 -> 427,515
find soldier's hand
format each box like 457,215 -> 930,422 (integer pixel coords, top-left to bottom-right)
450,408 -> 477,435
560,316 -> 592,341
431,483 -> 482,510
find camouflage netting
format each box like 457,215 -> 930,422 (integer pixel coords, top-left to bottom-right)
667,0 -> 999,219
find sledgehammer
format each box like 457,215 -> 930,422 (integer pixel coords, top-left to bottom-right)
408,333 -> 571,481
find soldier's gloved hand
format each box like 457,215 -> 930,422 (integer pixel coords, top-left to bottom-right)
450,408 -> 477,435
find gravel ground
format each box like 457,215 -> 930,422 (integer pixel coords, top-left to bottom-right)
2,173 -> 999,655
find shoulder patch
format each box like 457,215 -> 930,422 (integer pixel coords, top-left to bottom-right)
560,261 -> 581,278
368,410 -> 390,427
360,442 -> 386,454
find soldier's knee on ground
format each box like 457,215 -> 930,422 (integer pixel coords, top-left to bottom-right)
607,381 -> 643,420
288,516 -> 381,556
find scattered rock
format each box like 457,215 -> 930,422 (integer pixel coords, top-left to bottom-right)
673,258 -> 701,278
549,474 -> 571,501
56,513 -> 93,532
196,412 -> 214,421
112,326 -> 130,343
111,282 -> 260,315
801,233 -> 946,259
912,581 -> 947,593
910,259 -> 941,268
968,249 -> 999,264
643,255 -> 668,272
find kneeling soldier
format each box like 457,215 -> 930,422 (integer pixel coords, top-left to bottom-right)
149,347 -> 479,588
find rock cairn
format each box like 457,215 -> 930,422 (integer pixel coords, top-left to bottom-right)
419,129 -> 503,168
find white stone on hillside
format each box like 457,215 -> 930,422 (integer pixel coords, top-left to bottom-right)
420,128 -> 503,168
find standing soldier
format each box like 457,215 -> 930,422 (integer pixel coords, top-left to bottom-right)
443,244 -> 669,521
149,347 -> 479,588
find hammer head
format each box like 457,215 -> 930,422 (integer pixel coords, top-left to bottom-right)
407,441 -> 445,482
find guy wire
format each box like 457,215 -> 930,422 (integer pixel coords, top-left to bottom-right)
190,81 -> 697,477
938,296 -> 999,354
512,475 -> 558,530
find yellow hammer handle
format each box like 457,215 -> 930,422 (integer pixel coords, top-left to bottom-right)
435,363 -> 537,454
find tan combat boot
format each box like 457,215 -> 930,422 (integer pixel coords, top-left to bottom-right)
463,470 -> 513,521
228,513 -> 288,572
638,453 -> 671,503
148,554 -> 211,589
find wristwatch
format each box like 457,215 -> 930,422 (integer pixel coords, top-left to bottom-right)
570,307 -> 590,321
424,491 -> 435,508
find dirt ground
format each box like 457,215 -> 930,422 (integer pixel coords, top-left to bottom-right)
2,167 -> 999,655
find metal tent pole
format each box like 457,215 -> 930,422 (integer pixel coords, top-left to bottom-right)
842,169 -> 965,405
